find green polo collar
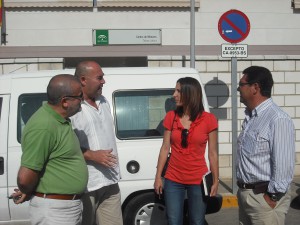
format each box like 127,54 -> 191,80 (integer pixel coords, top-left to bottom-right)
42,102 -> 69,124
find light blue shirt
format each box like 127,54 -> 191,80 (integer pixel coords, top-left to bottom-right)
236,98 -> 295,193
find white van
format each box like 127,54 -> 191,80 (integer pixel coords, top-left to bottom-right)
0,67 -> 221,225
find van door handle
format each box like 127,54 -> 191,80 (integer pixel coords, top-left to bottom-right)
0,157 -> 4,175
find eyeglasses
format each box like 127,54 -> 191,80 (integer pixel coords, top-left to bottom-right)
238,82 -> 252,87
63,93 -> 83,101
181,129 -> 189,148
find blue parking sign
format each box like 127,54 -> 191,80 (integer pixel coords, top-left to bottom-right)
218,10 -> 250,44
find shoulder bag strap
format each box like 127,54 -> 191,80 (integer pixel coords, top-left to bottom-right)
169,110 -> 176,151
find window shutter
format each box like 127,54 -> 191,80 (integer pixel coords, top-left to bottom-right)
97,0 -> 200,8
293,0 -> 300,8
5,0 -> 93,7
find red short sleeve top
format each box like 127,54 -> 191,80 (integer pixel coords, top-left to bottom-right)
163,110 -> 218,184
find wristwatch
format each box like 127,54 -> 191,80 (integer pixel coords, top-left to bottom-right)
266,192 -> 284,202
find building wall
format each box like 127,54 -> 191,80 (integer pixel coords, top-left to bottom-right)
149,55 -> 300,178
1,55 -> 299,179
1,0 -> 299,179
2,0 -> 300,46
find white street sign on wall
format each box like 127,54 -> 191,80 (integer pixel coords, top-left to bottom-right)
221,44 -> 248,58
93,29 -> 161,45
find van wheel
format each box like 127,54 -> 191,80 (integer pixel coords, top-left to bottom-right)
123,192 -> 168,225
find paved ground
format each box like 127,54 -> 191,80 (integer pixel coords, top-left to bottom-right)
204,176 -> 300,225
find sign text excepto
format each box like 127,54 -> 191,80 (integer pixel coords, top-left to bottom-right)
221,44 -> 248,58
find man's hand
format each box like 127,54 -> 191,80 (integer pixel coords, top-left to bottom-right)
9,189 -> 31,204
89,149 -> 117,168
263,193 -> 277,209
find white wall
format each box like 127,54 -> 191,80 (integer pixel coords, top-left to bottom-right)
2,0 -> 300,178
148,55 -> 300,178
4,0 -> 300,46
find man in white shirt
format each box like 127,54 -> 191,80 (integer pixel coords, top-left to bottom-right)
70,61 -> 123,225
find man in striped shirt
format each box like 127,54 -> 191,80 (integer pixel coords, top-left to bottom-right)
236,66 -> 295,225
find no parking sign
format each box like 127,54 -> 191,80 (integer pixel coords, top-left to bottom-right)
218,10 -> 251,193
218,9 -> 250,44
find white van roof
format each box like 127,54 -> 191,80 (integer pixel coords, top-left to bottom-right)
0,67 -> 203,96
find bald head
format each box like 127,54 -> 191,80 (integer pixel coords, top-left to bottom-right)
74,61 -> 105,101
47,74 -> 81,105
74,61 -> 102,80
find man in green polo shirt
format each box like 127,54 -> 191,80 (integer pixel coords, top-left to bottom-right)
13,74 -> 88,225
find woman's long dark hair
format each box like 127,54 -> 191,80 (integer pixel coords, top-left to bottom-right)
176,77 -> 204,121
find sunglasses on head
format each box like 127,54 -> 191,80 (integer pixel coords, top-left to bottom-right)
181,129 -> 189,148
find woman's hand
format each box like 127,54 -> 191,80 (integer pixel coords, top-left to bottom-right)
208,129 -> 219,197
154,177 -> 164,196
154,129 -> 171,198
209,181 -> 219,197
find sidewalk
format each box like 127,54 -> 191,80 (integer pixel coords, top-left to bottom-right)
218,175 -> 300,208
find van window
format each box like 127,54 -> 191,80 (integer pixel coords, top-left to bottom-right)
16,90 -> 177,141
17,93 -> 48,143
113,89 -> 176,139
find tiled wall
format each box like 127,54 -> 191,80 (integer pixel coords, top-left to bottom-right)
149,55 -> 300,178
0,58 -> 64,74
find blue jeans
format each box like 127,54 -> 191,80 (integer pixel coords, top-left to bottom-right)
164,179 -> 207,225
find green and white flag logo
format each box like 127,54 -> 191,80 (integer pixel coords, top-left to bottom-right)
95,30 -> 109,45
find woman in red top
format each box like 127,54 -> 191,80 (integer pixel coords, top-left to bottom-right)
154,77 -> 219,225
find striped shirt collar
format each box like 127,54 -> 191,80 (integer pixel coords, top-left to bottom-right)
245,98 -> 272,119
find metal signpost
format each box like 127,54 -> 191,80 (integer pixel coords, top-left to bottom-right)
218,9 -> 250,194
190,0 -> 195,68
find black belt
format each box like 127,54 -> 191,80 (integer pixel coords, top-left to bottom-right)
237,181 -> 269,194
237,181 -> 256,189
